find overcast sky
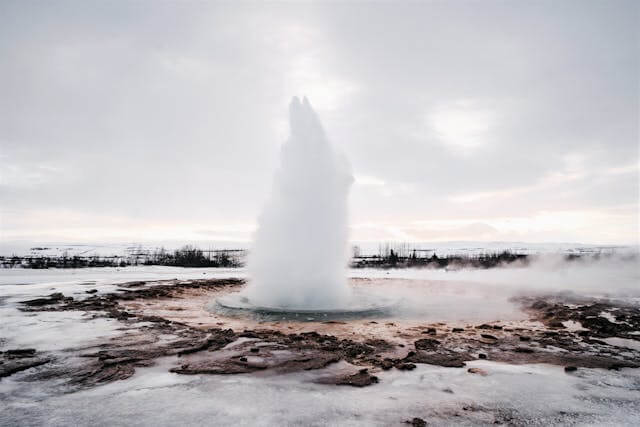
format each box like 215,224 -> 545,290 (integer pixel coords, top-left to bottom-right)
1,0 -> 638,246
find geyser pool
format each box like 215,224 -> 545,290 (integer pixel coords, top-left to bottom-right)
221,97 -> 355,311
214,288 -> 398,321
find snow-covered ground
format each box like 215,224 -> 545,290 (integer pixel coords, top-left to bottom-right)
3,355 -> 639,426
0,267 -> 245,353
0,266 -> 245,288
2,266 -> 640,426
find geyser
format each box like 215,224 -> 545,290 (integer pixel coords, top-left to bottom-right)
240,97 -> 353,310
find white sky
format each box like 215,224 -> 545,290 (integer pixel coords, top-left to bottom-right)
1,0 -> 638,246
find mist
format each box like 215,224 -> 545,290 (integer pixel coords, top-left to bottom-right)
421,253 -> 640,297
245,97 -> 353,309
346,253 -> 640,322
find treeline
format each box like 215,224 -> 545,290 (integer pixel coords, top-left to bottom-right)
0,246 -> 243,269
5,244 -> 617,270
1,256 -> 126,269
141,246 -> 241,267
350,250 -> 529,269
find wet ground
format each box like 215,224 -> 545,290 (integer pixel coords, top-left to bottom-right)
1,267 -> 639,425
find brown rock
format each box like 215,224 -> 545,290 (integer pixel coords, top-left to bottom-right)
467,367 -> 488,376
380,358 -> 395,370
317,368 -> 379,387
405,350 -> 469,368
396,363 -> 417,371
414,338 -> 441,351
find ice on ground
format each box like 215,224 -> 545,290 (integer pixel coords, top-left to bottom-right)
0,266 -> 246,288
599,311 -> 619,323
0,307 -> 121,351
562,320 -> 587,331
0,267 -> 246,353
2,266 -> 640,426
603,337 -> 640,352
2,359 -> 639,426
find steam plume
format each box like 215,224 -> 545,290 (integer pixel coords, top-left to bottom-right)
246,97 -> 353,309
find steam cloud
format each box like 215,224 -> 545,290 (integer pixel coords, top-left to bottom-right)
246,97 -> 353,309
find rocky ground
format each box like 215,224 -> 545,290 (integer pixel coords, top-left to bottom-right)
5,277 -> 639,402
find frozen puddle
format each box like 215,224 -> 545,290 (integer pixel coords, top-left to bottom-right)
2,359 -> 639,426
0,306 -> 122,351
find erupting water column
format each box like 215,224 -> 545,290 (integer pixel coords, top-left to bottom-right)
244,97 -> 353,310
